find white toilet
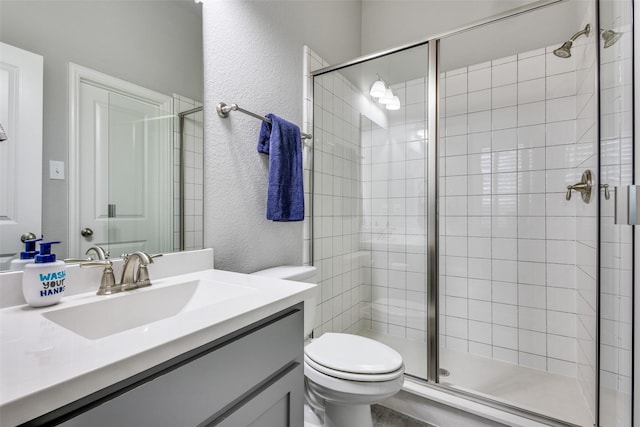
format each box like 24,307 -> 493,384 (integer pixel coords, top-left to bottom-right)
252,265 -> 404,427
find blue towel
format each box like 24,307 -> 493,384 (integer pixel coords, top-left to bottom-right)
257,114 -> 304,221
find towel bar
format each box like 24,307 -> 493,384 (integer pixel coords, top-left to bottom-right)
216,102 -> 312,141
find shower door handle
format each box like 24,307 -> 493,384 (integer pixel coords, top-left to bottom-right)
615,185 -> 640,225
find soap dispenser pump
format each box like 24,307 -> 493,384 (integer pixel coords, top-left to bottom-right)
10,238 -> 43,271
22,241 -> 67,307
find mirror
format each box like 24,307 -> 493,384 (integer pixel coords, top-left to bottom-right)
0,0 -> 204,270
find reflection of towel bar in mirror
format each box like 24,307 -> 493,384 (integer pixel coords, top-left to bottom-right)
216,102 -> 312,141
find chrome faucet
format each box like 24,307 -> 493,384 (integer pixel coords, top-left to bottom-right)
79,251 -> 161,295
85,245 -> 109,261
80,260 -> 118,295
120,251 -> 157,289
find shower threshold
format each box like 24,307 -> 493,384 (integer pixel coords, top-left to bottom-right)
357,330 -> 593,427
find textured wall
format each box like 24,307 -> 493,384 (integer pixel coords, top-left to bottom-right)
202,1 -> 361,272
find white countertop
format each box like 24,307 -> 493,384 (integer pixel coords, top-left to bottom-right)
0,268 -> 316,426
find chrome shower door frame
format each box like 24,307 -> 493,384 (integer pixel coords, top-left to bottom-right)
310,1 -> 604,426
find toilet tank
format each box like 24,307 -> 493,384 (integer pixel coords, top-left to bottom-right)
251,266 -> 317,338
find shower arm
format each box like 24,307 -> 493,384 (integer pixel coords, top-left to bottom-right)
569,24 -> 591,42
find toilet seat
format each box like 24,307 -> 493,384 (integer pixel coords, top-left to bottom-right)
305,355 -> 404,382
304,333 -> 404,382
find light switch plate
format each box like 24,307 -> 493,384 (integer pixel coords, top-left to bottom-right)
50,160 -> 65,180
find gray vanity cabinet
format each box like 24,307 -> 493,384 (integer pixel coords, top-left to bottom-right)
29,305 -> 304,427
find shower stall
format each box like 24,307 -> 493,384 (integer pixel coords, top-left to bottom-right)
309,0 -> 633,425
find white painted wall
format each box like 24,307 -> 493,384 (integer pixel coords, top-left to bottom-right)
202,1 -> 361,272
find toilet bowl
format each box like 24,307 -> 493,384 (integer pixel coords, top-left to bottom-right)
252,266 -> 404,427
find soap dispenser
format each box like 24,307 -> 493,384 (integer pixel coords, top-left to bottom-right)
22,241 -> 67,307
10,238 -> 43,271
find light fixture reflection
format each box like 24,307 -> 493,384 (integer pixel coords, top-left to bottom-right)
369,79 -> 386,98
386,96 -> 401,110
370,75 -> 401,111
379,88 -> 395,104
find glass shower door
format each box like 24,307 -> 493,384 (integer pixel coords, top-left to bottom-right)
311,43 -> 432,379
310,0 -> 636,424
598,0 -> 634,425
437,1 -> 598,425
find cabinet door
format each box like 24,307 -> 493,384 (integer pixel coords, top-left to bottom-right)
206,362 -> 303,427
54,308 -> 303,427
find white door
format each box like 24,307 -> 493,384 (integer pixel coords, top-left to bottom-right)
0,43 -> 43,269
70,64 -> 172,258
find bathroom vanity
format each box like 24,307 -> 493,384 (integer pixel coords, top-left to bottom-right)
0,262 -> 315,426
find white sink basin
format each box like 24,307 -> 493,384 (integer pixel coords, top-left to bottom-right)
42,279 -> 255,340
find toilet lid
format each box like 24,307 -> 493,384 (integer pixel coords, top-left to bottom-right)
304,333 -> 403,375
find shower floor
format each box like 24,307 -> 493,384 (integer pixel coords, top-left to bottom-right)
357,330 -> 593,427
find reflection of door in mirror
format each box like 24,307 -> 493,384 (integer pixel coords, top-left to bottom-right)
0,43 -> 43,270
70,64 -> 172,258
106,92 -> 172,256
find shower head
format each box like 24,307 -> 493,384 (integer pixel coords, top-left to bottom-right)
553,24 -> 590,58
601,29 -> 623,48
553,41 -> 573,58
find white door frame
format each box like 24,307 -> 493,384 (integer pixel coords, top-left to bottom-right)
68,63 -> 173,257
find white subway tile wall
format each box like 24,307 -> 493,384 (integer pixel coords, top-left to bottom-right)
173,94 -> 204,251
305,22 -> 614,417
306,47 -> 364,336
360,78 -> 428,341
439,21 -> 597,402
573,10 -> 598,415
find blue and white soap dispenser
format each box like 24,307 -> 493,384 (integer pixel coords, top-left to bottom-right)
22,241 -> 67,307
10,238 -> 43,271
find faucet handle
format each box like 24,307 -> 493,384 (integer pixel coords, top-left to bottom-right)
119,251 -> 161,289
135,253 -> 162,288
80,260 -> 118,295
121,251 -> 158,264
86,245 -> 109,260
64,257 -> 94,263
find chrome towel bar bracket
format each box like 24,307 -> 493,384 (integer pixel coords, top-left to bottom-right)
216,101 -> 312,140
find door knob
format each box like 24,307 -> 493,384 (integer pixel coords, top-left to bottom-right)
21,232 -> 37,242
81,228 -> 94,237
